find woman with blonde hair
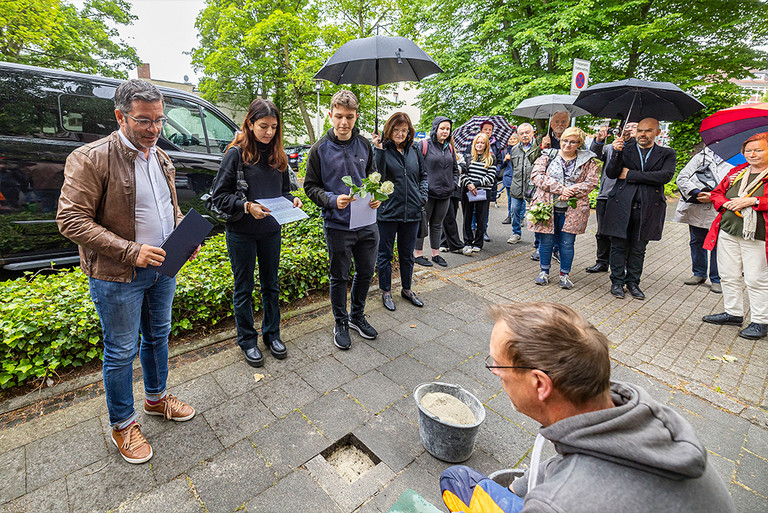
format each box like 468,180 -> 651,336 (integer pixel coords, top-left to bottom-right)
459,132 -> 496,255
528,126 -> 598,288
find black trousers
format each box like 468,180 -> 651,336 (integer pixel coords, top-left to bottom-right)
324,224 -> 378,323
595,199 -> 611,264
609,205 -> 649,286
440,197 -> 464,251
461,195 -> 490,248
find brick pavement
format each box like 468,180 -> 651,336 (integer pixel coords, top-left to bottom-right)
1,204 -> 767,512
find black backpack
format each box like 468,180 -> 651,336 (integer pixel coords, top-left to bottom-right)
201,147 -> 248,223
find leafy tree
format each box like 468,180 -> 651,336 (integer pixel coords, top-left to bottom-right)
193,0 -> 406,142
192,0 -> 329,142
403,0 -> 768,137
668,82 -> 749,171
0,0 -> 140,78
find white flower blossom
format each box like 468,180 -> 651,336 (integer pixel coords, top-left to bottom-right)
380,181 -> 395,195
369,172 -> 381,184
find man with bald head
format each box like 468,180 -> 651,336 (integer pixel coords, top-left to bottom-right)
601,118 -> 676,299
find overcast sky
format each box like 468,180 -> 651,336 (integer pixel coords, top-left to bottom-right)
73,0 -> 206,83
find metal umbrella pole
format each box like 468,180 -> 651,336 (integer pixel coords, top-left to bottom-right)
619,93 -> 638,139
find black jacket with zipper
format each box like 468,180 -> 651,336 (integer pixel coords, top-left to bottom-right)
374,141 -> 428,222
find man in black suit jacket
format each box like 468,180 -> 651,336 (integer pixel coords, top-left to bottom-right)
601,118 -> 676,299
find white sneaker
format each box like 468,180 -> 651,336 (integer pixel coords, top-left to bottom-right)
535,271 -> 549,285
462,246 -> 474,256
507,234 -> 521,244
471,246 -> 481,253
559,273 -> 573,289
439,246 -> 449,252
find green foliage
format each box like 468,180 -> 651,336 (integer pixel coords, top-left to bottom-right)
192,0 -> 403,142
404,0 -> 768,128
0,190 -> 329,389
668,82 -> 749,171
0,0 -> 140,77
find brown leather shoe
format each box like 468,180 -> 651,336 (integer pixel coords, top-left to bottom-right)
112,423 -> 152,464
144,394 -> 196,422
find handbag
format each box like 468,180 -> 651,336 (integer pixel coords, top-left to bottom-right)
418,208 -> 429,239
682,154 -> 717,203
201,147 -> 248,223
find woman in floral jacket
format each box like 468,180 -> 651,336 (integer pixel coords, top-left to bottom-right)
527,127 -> 599,289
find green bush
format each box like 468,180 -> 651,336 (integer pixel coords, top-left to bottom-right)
0,191 -> 330,389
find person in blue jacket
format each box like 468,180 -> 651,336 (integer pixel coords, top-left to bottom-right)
372,112 -> 429,311
303,90 -> 381,350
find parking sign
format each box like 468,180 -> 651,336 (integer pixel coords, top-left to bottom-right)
570,59 -> 591,96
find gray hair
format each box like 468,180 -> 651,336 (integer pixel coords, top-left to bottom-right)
518,122 -> 534,132
330,90 -> 359,112
550,110 -> 570,121
114,79 -> 163,113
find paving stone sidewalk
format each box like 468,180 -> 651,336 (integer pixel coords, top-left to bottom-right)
1,204 -> 767,513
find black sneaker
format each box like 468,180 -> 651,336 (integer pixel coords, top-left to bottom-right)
334,321 -> 352,349
349,315 -> 378,340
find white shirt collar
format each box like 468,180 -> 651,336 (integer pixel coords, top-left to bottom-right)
118,128 -> 157,159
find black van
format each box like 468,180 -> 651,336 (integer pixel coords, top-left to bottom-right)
0,62 -> 239,271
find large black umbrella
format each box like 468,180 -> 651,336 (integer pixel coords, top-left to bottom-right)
314,35 -> 443,130
573,78 -> 705,123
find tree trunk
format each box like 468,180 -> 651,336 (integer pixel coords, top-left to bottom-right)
282,42 -> 316,142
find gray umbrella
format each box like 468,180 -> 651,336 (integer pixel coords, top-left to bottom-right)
511,94 -> 591,119
314,35 -> 443,130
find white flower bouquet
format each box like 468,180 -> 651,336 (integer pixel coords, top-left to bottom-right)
342,172 -> 393,202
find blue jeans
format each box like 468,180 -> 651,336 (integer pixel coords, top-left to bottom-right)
89,268 -> 175,429
226,229 -> 282,350
689,225 -> 719,283
538,211 -> 576,273
510,197 -> 526,236
377,220 -> 420,291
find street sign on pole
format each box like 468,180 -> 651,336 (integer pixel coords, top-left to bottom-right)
570,59 -> 591,97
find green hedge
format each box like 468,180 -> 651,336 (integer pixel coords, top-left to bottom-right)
0,191 -> 328,389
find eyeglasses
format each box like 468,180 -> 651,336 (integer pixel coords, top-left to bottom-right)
744,148 -> 766,154
484,354 -> 544,372
124,113 -> 168,129
392,128 -> 409,135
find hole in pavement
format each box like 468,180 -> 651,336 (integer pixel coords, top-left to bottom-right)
321,433 -> 381,483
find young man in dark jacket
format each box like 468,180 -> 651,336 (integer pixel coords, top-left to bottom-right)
303,90 -> 381,350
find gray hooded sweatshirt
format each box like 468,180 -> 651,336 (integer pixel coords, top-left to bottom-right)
512,382 -> 735,513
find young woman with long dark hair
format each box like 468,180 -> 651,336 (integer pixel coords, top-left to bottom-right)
210,99 -> 302,367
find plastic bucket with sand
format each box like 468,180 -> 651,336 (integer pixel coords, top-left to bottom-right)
414,382 -> 486,462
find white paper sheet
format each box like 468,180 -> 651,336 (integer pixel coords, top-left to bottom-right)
348,192 -> 377,229
254,196 -> 309,225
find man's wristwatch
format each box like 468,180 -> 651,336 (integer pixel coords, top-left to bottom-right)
755,198 -> 760,207
244,201 -> 251,213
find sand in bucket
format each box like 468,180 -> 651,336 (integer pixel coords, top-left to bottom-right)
419,392 -> 476,426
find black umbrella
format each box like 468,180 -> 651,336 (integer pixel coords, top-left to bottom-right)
314,35 -> 443,130
573,78 -> 705,124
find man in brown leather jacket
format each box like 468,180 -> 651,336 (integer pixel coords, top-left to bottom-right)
57,80 -> 196,464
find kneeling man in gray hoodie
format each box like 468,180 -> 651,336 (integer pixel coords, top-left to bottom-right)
440,302 -> 734,513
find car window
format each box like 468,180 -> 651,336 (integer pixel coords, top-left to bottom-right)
162,97 -> 208,153
201,107 -> 235,154
58,94 -> 117,142
0,74 -> 60,138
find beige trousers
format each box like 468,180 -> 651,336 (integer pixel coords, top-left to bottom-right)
717,230 -> 768,323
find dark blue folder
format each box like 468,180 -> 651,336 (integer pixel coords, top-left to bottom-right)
156,208 -> 213,278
